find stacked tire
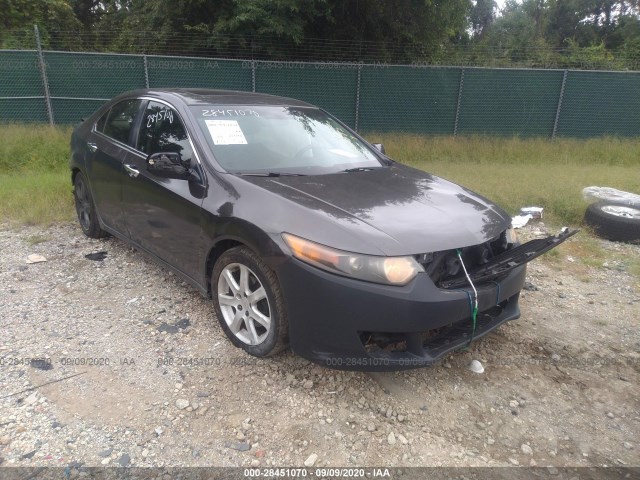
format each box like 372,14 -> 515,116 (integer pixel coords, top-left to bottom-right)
584,202 -> 640,243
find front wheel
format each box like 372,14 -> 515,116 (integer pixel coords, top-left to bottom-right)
211,246 -> 288,357
73,172 -> 108,239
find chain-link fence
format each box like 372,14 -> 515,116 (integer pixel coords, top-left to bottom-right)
1,48 -> 640,137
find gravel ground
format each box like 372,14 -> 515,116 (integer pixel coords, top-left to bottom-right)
0,221 -> 638,469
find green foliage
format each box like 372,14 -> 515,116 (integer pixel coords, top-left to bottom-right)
1,0 -> 474,63
0,0 -> 81,48
1,1 -> 640,68
204,0 -> 334,60
214,0 -> 331,42
470,0 -> 497,38
621,36 -> 640,68
562,38 -> 620,69
471,0 -> 640,69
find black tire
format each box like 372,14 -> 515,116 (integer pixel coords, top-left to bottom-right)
73,172 -> 108,239
584,201 -> 640,243
211,246 -> 289,357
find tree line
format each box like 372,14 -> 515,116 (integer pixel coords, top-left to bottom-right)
1,0 -> 639,69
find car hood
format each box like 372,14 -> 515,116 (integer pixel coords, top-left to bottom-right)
240,164 -> 512,255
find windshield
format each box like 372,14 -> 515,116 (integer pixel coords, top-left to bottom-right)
191,106 -> 383,175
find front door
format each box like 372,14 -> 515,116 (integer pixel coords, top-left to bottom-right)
121,100 -> 207,282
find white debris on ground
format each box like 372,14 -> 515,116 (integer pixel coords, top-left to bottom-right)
512,206 -> 544,229
25,254 -> 47,264
469,360 -> 484,374
511,215 -> 533,229
520,206 -> 544,219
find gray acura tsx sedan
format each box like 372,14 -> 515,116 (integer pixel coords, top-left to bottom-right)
70,88 -> 575,371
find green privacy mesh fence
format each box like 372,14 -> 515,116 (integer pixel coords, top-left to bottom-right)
1,50 -> 639,138
147,56 -> 251,91
557,70 -> 640,137
256,62 -> 359,128
456,68 -> 565,137
46,52 -> 146,124
359,66 -> 460,134
0,50 -> 48,122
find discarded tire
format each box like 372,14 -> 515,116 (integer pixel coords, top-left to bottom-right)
584,201 -> 640,243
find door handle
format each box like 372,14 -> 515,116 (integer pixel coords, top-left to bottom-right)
87,142 -> 98,153
123,164 -> 140,178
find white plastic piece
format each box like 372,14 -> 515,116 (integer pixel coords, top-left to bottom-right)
582,186 -> 640,206
520,206 -> 544,219
469,359 -> 484,374
26,254 -> 47,264
511,214 -> 533,229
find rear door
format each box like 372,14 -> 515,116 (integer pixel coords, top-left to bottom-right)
86,99 -> 143,234
121,99 -> 208,281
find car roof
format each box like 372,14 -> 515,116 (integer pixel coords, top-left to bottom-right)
118,88 -> 316,108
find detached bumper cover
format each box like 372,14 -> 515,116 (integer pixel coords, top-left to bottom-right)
441,229 -> 578,288
277,230 -> 576,371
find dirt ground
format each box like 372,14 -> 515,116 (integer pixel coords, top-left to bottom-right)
0,221 -> 638,471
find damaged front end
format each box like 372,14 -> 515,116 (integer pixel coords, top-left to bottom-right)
358,228 -> 578,365
431,227 -> 578,289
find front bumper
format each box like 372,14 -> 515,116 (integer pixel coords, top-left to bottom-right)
277,257 -> 527,371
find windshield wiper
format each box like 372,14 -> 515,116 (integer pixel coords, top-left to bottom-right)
237,172 -> 307,177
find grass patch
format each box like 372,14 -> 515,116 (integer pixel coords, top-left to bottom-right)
367,134 -> 640,226
0,124 -> 72,173
0,125 -> 73,225
535,229 -> 640,280
561,235 -> 608,268
24,234 -> 51,245
0,171 -> 73,224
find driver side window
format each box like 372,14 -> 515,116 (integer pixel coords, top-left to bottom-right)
137,101 -> 194,168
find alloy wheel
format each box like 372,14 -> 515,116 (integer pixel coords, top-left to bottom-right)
217,262 -> 271,345
74,176 -> 92,231
601,205 -> 640,219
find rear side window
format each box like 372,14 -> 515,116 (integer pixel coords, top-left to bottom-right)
102,99 -> 142,145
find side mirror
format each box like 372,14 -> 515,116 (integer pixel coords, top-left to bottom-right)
372,143 -> 386,154
147,152 -> 196,181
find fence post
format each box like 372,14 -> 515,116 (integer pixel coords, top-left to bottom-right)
34,25 -> 54,126
143,55 -> 150,88
453,67 -> 465,136
552,70 -> 568,139
251,60 -> 256,93
354,63 -> 362,132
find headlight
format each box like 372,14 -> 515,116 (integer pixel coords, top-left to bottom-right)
506,226 -> 518,245
282,233 -> 423,286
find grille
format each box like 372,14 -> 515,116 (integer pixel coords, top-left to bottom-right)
420,230 -> 512,288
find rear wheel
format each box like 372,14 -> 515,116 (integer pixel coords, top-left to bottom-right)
74,172 -> 108,239
212,246 -> 288,357
584,201 -> 640,243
